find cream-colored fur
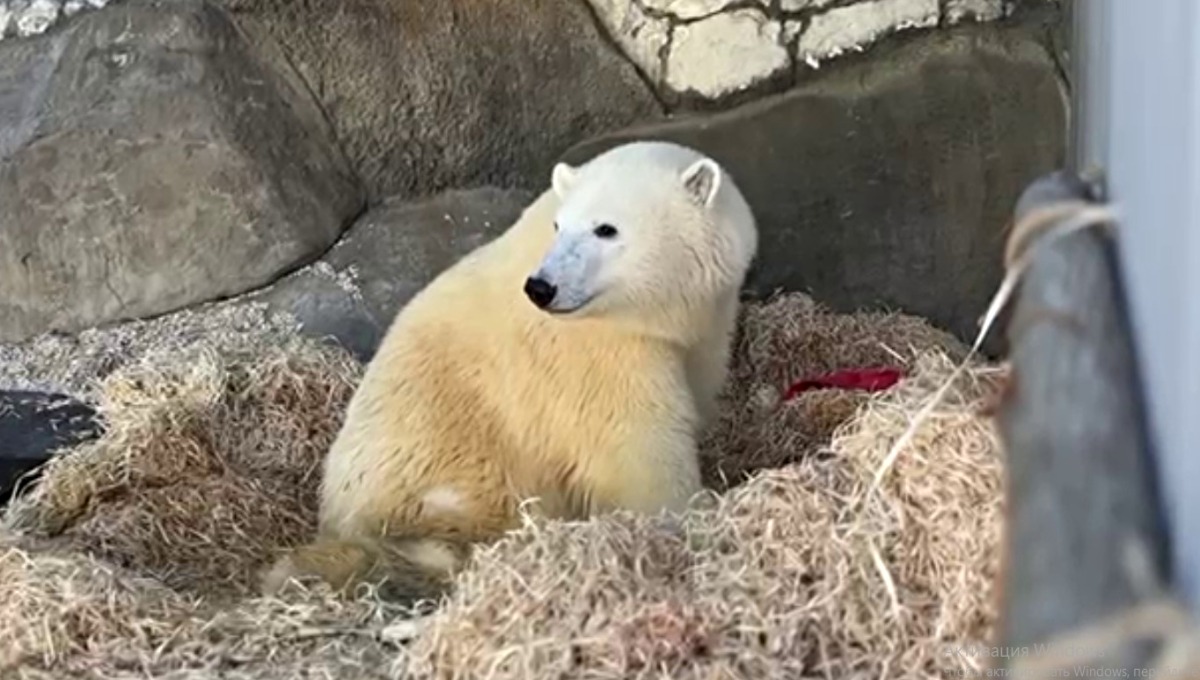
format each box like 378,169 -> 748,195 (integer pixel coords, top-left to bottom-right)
262,141 -> 758,603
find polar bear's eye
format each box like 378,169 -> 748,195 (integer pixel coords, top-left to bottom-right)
553,222 -> 559,232
594,224 -> 618,239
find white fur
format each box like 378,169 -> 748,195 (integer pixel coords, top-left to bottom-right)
421,486 -> 466,516
532,143 -> 757,335
312,141 -> 759,586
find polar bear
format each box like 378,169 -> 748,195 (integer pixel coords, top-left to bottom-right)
262,141 -> 759,603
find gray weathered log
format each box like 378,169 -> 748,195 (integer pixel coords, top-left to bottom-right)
996,170 -> 1171,672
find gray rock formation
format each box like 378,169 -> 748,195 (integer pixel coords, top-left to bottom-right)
563,15 -> 1067,347
0,0 -> 365,343
221,0 -> 662,201
253,187 -> 535,360
0,0 -> 1070,359
0,0 -> 112,42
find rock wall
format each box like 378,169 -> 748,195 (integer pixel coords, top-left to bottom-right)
565,12 -> 1067,346
0,0 -> 365,342
586,0 -> 1029,104
0,0 -> 1069,360
0,0 -> 110,40
221,0 -> 660,201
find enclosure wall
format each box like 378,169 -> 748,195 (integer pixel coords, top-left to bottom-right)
1075,0 -> 1200,612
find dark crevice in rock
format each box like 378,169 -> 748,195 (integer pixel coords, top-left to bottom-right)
1026,0 -> 1071,92
668,1 -> 771,25
634,0 -> 812,26
221,5 -> 367,197
100,251 -> 128,313
642,0 -> 799,112
660,21 -> 675,103
630,0 -> 704,25
217,0 -> 661,202
784,14 -> 809,85
643,0 -> 869,26
256,196 -> 371,294
578,0 -> 669,113
666,68 -> 795,115
790,0 -> 870,19
1049,33 -> 1070,94
629,0 -> 666,23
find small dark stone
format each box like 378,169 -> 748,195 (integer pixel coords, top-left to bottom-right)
0,391 -> 102,504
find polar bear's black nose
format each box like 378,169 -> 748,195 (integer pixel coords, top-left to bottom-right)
524,276 -> 557,309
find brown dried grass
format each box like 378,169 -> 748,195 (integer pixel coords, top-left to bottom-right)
408,350 -> 1004,679
0,293 -> 1005,679
702,292 -> 971,489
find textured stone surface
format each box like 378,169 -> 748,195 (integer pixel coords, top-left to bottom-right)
668,9 -> 789,98
796,0 -> 939,66
587,0 -> 1025,104
0,391 -> 101,503
222,0 -> 659,201
589,0 -> 671,85
0,0 -> 111,41
563,17 -> 1067,348
0,0 -> 365,343
645,0 -> 737,19
946,0 -> 1007,23
254,188 -> 535,360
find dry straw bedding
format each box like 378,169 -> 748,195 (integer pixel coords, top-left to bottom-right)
0,293 -> 1005,679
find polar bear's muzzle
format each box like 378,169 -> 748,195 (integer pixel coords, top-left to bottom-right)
526,232 -> 598,315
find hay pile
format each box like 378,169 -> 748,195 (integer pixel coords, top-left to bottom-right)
701,293 -> 970,489
0,293 -> 1005,679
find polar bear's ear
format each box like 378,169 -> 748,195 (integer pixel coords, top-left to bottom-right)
551,162 -> 578,198
681,158 -> 722,208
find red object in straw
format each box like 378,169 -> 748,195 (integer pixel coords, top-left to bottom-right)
782,367 -> 904,402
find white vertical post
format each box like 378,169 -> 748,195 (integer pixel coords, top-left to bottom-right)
1077,0 -> 1200,611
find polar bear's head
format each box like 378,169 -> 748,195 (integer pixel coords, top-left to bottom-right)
524,141 -> 758,328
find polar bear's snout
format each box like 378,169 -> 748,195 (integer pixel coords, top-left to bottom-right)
528,229 -> 602,314
524,276 -> 557,309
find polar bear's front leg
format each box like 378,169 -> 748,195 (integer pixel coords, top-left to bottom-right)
584,426 -> 703,518
686,289 -> 741,433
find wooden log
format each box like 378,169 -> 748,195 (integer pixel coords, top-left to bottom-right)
995,170 -> 1172,673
